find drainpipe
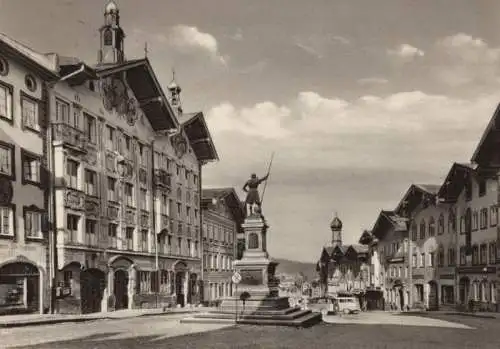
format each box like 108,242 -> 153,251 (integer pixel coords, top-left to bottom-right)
199,162 -> 204,304
151,139 -> 159,308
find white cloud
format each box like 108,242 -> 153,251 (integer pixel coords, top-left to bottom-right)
357,77 -> 389,85
387,44 -> 425,60
434,33 -> 500,86
332,35 -> 351,45
169,25 -> 227,65
206,90 -> 497,174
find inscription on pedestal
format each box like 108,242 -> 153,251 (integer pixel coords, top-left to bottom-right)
240,269 -> 263,285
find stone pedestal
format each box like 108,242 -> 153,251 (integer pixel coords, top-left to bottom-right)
182,212 -> 321,327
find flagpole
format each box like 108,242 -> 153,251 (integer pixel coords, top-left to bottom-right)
260,152 -> 275,207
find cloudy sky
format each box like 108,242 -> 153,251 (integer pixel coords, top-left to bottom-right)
2,0 -> 500,262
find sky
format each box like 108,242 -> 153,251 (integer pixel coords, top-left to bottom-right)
2,0 -> 500,263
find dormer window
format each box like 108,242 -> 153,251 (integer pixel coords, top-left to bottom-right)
24,74 -> 37,92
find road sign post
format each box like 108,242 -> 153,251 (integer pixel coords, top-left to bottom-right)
232,271 -> 242,323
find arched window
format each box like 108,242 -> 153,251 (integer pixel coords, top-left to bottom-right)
438,214 -> 444,235
411,222 -> 417,241
428,217 -> 436,236
448,209 -> 456,234
103,28 -> 113,46
419,219 -> 426,240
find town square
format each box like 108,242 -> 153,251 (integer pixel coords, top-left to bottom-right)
1,0 -> 500,348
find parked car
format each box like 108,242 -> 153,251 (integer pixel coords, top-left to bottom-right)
319,295 -> 361,316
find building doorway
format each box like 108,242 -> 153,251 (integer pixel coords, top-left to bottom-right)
175,272 -> 185,307
428,281 -> 439,310
114,270 -> 128,310
0,262 -> 40,315
459,277 -> 470,305
81,269 -> 105,314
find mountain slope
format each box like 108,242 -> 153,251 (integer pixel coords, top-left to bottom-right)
274,258 -> 317,281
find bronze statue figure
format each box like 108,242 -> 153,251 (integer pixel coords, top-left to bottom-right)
243,172 -> 269,216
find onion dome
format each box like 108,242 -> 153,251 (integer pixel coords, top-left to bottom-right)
330,215 -> 343,231
105,1 -> 118,13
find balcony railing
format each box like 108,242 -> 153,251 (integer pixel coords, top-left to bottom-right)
52,123 -> 88,152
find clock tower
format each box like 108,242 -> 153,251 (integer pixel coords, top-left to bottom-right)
98,1 -> 125,65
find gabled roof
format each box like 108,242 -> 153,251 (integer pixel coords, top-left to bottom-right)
93,58 -> 178,132
394,184 -> 439,216
348,244 -> 369,254
0,33 -> 59,80
202,187 -> 244,223
438,162 -> 476,203
371,210 -> 408,240
471,103 -> 500,167
181,112 -> 218,162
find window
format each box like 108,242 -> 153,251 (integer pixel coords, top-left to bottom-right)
419,220 -> 426,240
66,214 -> 79,243
105,126 -> 117,151
124,135 -> 131,154
124,183 -> 134,207
490,206 -> 498,227
139,271 -> 151,293
85,219 -> 97,246
479,179 -> 487,197
103,28 -> 113,45
437,214 -> 444,235
21,96 -> 39,131
125,227 -> 134,250
177,203 -> 181,217
428,217 -> 436,236
139,189 -> 148,211
22,150 -> 40,184
160,271 -> 169,293
0,56 -> 8,76
138,143 -> 147,167
167,235 -> 172,254
108,223 -> 118,249
187,239 -> 192,257
55,99 -> 69,123
141,230 -> 148,252
0,206 -> 13,236
160,194 -> 168,215
72,105 -> 81,128
24,210 -> 42,238
0,143 -> 13,178
107,177 -> 117,201
472,211 -> 478,231
24,75 -> 37,92
195,241 -> 199,257
489,243 -> 497,264
65,159 -> 79,189
480,244 -> 487,264
437,249 -> 444,267
448,209 -> 456,234
472,245 -> 479,265
84,169 -> 97,196
0,82 -> 13,121
465,178 -> 472,201
448,248 -> 456,266
178,237 -> 182,255
84,113 -> 96,144
480,208 -> 488,230
419,253 -> 424,267
460,215 -> 465,234
428,252 -> 434,267
460,247 -> 466,265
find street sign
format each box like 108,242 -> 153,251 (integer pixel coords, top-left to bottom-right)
232,271 -> 242,284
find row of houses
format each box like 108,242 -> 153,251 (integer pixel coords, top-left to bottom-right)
355,105 -> 500,312
0,1 -> 244,316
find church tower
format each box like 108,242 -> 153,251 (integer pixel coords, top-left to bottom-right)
98,1 -> 125,65
330,214 -> 343,247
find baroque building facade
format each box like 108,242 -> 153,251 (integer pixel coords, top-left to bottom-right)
200,188 -> 244,304
48,2 -> 217,314
0,34 -> 59,315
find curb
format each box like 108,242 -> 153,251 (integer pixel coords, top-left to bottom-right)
443,312 -> 497,319
0,310 -> 198,328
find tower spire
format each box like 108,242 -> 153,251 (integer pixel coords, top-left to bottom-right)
98,0 -> 125,65
168,69 -> 183,115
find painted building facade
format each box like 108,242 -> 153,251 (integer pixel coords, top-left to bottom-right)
201,188 -> 244,303
0,34 -> 59,314
48,2 -> 218,314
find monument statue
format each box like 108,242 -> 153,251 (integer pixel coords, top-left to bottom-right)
243,172 -> 269,216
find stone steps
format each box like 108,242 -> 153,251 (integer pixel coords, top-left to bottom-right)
211,307 -> 301,316
180,308 -> 322,328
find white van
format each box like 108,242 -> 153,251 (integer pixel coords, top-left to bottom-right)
321,295 -> 361,315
